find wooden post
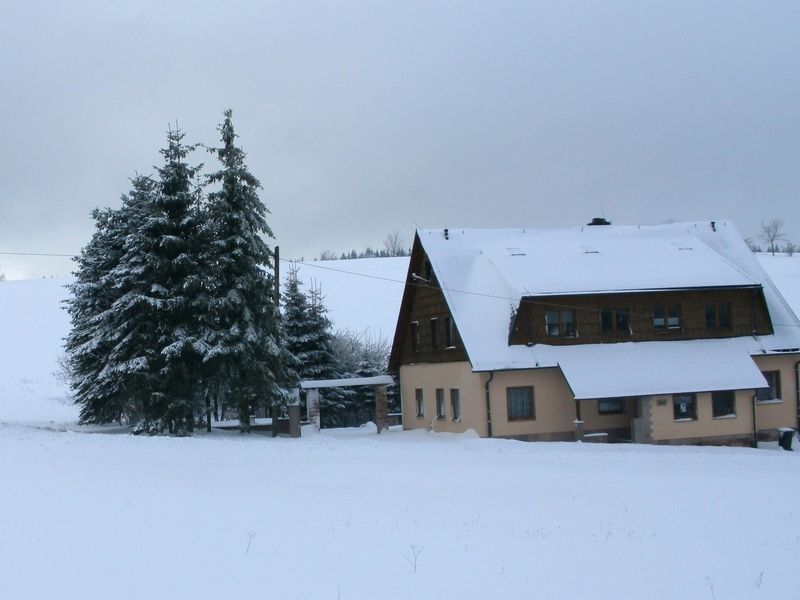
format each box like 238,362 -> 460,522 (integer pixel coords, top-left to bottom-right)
574,419 -> 585,442
307,388 -> 320,431
375,385 -> 388,434
288,404 -> 301,438
274,245 -> 280,306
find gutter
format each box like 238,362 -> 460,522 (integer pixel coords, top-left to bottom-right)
485,371 -> 495,438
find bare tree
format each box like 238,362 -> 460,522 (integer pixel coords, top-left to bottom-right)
383,230 -> 406,257
318,249 -> 338,261
760,219 -> 787,256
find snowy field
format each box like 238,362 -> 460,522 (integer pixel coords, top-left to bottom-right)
1,255 -> 799,599
1,422 -> 799,599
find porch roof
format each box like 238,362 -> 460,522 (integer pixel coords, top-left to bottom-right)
553,340 -> 769,400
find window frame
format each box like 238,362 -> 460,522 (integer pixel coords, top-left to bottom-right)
444,316 -> 455,348
597,398 -> 625,415
711,390 -> 736,418
430,318 -> 440,350
507,386 -> 535,421
673,393 -> 697,421
705,303 -> 733,330
600,307 -> 630,334
435,388 -> 445,420
756,370 -> 782,403
545,309 -> 577,339
450,388 -> 461,421
415,388 -> 424,418
410,321 -> 420,353
654,304 -> 681,331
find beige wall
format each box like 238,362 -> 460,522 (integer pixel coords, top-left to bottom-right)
400,353 -> 799,444
399,362 -> 487,436
753,354 -> 798,431
400,363 -> 634,439
649,353 -> 798,442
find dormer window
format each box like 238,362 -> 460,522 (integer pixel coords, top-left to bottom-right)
654,304 -> 681,331
545,309 -> 576,338
601,307 -> 630,334
705,303 -> 732,329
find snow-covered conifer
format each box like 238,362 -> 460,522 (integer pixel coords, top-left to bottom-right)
201,110 -> 292,431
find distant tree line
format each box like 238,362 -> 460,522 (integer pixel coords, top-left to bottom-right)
316,230 -> 410,261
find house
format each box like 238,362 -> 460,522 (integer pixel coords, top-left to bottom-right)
388,220 -> 800,446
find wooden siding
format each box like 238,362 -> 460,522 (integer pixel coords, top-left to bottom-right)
509,288 -> 772,346
391,240 -> 469,368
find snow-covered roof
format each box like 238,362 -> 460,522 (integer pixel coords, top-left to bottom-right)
419,221 -> 800,374
553,339 -> 768,400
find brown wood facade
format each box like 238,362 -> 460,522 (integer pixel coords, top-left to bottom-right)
389,237 -> 469,370
509,287 -> 773,346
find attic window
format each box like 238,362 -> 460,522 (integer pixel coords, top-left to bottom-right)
580,245 -> 599,254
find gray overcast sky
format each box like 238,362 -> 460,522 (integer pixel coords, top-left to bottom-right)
1,1 -> 799,279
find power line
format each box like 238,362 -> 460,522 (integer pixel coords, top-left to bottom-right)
0,250 -> 77,258
2,250 -> 798,328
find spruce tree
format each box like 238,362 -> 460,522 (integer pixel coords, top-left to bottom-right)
106,128 -> 205,434
65,175 -> 156,424
201,110 -> 292,432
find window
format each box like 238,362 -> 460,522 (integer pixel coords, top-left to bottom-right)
601,308 -> 630,334
653,305 -> 665,330
507,386 -> 535,420
705,303 -> 732,329
673,393 -> 697,420
436,388 -> 445,419
667,305 -> 681,329
450,389 -> 461,420
415,388 -> 424,418
545,310 -> 576,338
756,370 -> 782,402
597,398 -> 624,415
654,304 -> 681,331
430,318 -> 440,350
444,316 -> 455,348
410,321 -> 420,353
712,390 -> 736,418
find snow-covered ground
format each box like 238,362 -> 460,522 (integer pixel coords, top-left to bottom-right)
0,422 -> 798,599
1,254 -> 799,599
758,253 -> 800,321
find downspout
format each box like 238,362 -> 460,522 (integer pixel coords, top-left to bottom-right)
795,359 -> 800,432
751,392 -> 758,449
485,371 -> 495,438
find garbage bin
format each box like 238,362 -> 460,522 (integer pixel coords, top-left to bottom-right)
777,428 -> 795,451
